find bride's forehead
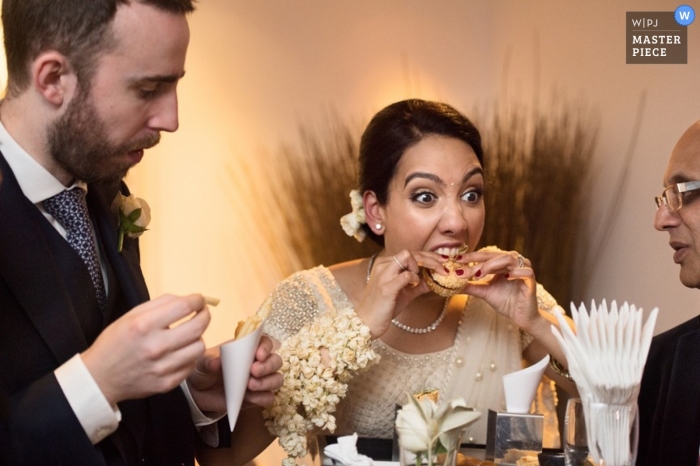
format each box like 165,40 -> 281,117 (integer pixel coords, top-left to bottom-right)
394,150 -> 482,181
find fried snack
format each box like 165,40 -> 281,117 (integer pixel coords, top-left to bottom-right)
204,296 -> 220,306
514,455 -> 538,466
436,454 -> 494,466
233,315 -> 261,340
457,455 -> 496,466
233,300 -> 272,340
423,245 -> 470,297
413,388 -> 439,403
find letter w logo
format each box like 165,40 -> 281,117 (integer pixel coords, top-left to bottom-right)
679,11 -> 691,20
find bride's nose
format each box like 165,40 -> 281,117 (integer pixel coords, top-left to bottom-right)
438,201 -> 469,235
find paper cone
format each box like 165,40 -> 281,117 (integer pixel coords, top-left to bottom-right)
220,323 -> 264,431
502,354 -> 550,413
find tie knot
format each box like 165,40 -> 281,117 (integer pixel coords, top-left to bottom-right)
43,188 -> 90,233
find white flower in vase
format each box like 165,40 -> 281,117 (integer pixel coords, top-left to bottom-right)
395,395 -> 481,466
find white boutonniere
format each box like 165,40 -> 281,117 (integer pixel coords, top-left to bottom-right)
112,193 -> 151,253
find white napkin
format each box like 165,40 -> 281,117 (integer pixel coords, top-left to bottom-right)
324,433 -> 374,466
220,323 -> 264,431
502,354 -> 550,413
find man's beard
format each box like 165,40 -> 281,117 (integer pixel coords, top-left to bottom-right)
48,88 -> 160,184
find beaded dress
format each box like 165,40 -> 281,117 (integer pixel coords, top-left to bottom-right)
263,266 -> 562,445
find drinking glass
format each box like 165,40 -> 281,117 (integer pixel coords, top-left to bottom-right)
584,401 -> 639,466
564,398 -> 590,466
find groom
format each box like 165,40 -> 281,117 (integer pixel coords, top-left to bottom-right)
0,0 -> 281,464
637,120 -> 700,465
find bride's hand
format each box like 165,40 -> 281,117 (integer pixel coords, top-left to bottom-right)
355,250 -> 444,339
459,249 -> 539,330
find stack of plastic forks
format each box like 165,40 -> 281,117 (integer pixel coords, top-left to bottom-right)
551,300 -> 658,466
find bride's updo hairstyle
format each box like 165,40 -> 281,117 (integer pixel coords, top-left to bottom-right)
357,99 -> 484,246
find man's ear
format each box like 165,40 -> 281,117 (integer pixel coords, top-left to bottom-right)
31,51 -> 76,107
363,190 -> 385,236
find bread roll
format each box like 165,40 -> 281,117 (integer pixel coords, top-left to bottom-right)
423,245 -> 470,297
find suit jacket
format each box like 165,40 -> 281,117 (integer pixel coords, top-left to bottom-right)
0,152 -> 198,465
637,315 -> 700,466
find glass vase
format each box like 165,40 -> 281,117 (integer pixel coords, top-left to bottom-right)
582,401 -> 639,466
396,425 -> 465,466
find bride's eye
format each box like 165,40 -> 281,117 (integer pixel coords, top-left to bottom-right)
413,191 -> 436,205
461,189 -> 482,204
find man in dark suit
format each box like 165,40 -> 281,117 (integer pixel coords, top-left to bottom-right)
0,1 -> 282,464
637,120 -> 700,466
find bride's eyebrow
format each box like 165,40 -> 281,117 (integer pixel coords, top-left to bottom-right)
462,167 -> 484,182
404,172 -> 441,187
404,167 -> 484,187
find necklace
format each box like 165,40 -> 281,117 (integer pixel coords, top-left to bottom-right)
366,253 -> 448,334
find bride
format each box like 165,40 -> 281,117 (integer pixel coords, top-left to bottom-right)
198,99 -> 576,466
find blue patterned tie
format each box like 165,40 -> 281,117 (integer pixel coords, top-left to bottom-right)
43,188 -> 107,310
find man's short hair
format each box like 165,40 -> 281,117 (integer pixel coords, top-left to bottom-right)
1,0 -> 196,97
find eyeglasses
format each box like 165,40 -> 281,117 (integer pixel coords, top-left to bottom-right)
655,181 -> 700,212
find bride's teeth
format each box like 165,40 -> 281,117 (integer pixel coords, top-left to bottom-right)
436,247 -> 465,257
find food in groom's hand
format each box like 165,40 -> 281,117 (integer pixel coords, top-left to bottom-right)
423,245 -> 471,297
233,300 -> 272,340
204,296 -> 220,306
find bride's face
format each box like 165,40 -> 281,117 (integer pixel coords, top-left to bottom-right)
379,134 -> 485,256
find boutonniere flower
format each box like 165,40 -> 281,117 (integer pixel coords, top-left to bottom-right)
112,193 -> 151,253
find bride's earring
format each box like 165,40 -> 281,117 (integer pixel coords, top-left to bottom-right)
375,223 -> 383,230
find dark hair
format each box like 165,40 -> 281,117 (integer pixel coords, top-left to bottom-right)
2,0 -> 196,97
358,99 -> 484,245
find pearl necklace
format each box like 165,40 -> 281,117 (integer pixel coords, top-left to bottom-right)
366,253 -> 448,334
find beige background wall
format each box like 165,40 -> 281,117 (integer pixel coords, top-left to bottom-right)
132,0 -> 699,341
20,1 -> 688,464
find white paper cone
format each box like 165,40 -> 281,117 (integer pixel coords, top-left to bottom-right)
502,354 -> 550,413
220,323 -> 264,431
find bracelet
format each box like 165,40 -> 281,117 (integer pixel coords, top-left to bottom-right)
549,356 -> 573,382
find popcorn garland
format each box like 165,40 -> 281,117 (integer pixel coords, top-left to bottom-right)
263,308 -> 379,466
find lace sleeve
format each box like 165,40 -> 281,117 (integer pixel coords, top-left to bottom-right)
262,272 -> 321,343
521,283 -> 565,349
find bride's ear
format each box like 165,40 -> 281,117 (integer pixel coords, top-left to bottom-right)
363,191 -> 385,236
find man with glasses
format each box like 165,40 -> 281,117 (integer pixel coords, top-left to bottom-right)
637,120 -> 700,466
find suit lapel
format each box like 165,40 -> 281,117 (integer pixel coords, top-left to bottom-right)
0,154 -> 87,363
87,184 -> 149,323
87,184 -> 151,458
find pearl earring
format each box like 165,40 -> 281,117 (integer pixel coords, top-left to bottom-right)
375,223 -> 383,230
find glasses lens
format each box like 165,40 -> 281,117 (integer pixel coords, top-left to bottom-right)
666,186 -> 681,211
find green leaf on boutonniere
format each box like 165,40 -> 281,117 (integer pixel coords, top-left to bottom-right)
114,194 -> 151,253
